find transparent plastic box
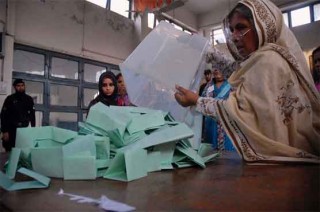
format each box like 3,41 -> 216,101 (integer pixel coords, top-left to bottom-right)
120,21 -> 209,148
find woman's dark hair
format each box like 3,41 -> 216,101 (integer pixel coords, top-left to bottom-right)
228,3 -> 254,25
312,46 -> 320,83
116,73 -> 122,80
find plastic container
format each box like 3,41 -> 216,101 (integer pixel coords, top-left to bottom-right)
120,21 -> 209,148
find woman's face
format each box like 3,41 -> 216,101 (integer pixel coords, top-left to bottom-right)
213,69 -> 224,82
101,78 -> 115,96
117,76 -> 127,95
229,12 -> 258,58
314,51 -> 320,73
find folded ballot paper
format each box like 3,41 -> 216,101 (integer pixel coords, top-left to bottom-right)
0,103 -> 219,190
120,21 -> 209,149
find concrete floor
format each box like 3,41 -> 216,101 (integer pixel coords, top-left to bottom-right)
0,152 -> 319,211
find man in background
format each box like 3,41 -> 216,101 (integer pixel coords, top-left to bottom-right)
1,79 -> 35,152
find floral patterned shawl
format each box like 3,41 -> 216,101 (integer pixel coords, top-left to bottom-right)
213,0 -> 320,163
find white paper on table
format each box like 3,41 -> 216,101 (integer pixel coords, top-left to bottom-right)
58,189 -> 135,212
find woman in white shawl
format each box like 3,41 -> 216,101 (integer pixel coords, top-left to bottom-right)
175,0 -> 320,163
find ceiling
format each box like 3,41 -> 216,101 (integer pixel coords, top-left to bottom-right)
182,0 -> 315,15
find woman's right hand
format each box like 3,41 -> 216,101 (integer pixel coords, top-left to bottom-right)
174,85 -> 199,107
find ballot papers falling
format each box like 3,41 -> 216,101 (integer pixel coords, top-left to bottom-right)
120,21 -> 209,149
0,103 -> 219,190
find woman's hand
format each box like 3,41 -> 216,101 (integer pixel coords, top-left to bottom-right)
174,85 -> 199,107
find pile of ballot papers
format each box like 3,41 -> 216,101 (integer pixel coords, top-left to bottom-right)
0,103 -> 219,191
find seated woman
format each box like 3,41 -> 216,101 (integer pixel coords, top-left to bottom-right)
202,68 -> 234,151
175,0 -> 320,163
88,71 -> 118,112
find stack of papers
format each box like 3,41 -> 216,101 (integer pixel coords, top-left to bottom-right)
1,103 -> 219,191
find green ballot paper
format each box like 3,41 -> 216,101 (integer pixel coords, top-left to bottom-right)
0,168 -> 50,191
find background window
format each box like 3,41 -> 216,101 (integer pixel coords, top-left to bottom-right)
86,0 -> 106,8
283,13 -> 289,27
291,7 -> 311,27
83,88 -> 99,107
23,80 -> 44,104
35,111 -> 43,127
110,68 -> 121,76
314,4 -> 320,21
110,0 -> 130,17
50,84 -> 78,106
148,13 -> 155,28
51,57 -> 79,79
13,50 -> 45,75
13,44 -> 119,130
210,28 -> 226,46
84,63 -> 106,83
49,112 -> 78,131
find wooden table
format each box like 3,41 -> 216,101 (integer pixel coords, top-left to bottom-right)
1,152 -> 319,211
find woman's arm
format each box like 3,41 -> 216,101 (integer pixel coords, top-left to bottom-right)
174,85 -> 218,119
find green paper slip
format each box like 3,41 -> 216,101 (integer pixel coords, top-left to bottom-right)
78,122 -> 105,136
35,139 -> 64,148
63,156 -> 96,180
172,151 -> 188,163
97,168 -> 108,178
31,147 -> 63,178
119,123 -> 194,152
174,161 -> 194,168
178,139 -> 193,148
197,143 -> 220,163
197,143 -> 213,157
15,126 -> 77,159
87,103 -> 132,137
153,142 -> 176,169
123,131 -> 146,146
126,111 -> 165,134
16,126 -> 52,148
52,127 -> 78,143
95,136 -> 110,160
202,152 -> 220,163
110,105 -> 161,114
6,148 -> 21,179
0,168 -> 50,191
107,129 -> 125,148
164,113 -> 175,122
176,146 -> 206,168
96,159 -> 110,169
146,151 -> 162,172
103,149 -> 148,182
62,135 -> 96,158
